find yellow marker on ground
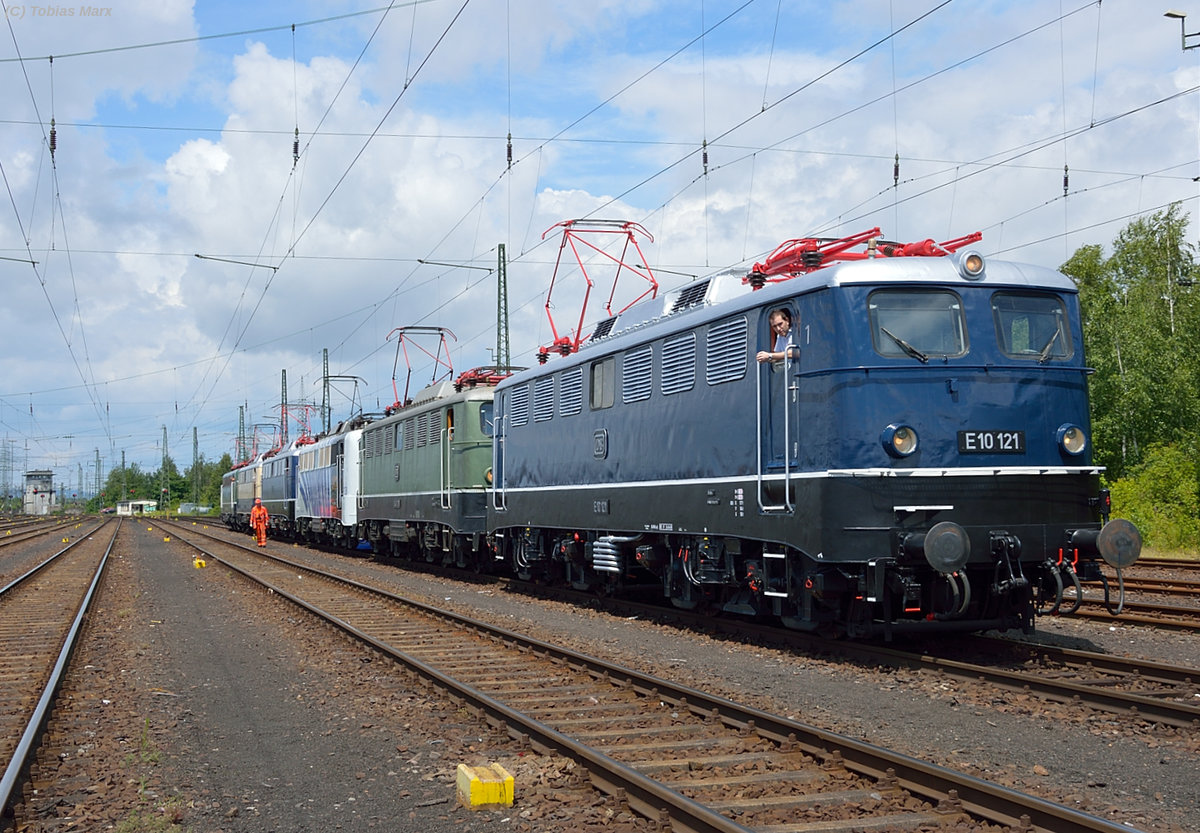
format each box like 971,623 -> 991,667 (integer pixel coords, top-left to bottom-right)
193,557 -> 206,568
456,763 -> 514,809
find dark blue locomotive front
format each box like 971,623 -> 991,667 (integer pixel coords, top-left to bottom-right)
489,235 -> 1140,638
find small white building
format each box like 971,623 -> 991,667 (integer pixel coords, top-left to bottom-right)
23,470 -> 55,515
116,500 -> 158,516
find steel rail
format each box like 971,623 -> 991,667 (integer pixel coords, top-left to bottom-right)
0,517 -> 119,815
163,521 -> 1145,833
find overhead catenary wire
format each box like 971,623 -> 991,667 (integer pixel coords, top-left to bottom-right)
0,15 -> 112,453
3,0 -> 1196,472
182,0 -> 472,444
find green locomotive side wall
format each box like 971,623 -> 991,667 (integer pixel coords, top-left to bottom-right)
358,395 -> 493,504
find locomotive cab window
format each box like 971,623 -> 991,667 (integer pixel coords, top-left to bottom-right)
868,290 -> 966,361
991,292 -> 1072,362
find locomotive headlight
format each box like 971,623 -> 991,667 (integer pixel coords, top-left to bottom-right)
1056,423 -> 1087,456
485,467 -> 494,485
955,249 -> 986,280
881,423 -> 919,457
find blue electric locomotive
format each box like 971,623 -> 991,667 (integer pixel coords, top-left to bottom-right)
489,228 -> 1140,638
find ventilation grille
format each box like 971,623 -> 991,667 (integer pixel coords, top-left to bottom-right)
559,368 -> 583,416
669,279 -> 711,314
591,316 -> 617,340
622,346 -> 653,403
706,316 -> 749,385
533,376 -> 555,422
509,385 -> 530,427
661,333 -> 696,395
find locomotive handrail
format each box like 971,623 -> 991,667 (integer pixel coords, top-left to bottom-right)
756,351 -> 795,514
491,412 -> 508,511
440,425 -> 452,510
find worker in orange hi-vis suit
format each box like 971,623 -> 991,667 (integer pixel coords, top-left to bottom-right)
250,497 -> 269,547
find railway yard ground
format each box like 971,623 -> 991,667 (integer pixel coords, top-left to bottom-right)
3,519 -> 1198,833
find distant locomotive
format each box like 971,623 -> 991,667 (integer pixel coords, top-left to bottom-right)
222,225 -> 1141,639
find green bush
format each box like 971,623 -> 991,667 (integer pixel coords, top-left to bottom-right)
1108,443 -> 1200,551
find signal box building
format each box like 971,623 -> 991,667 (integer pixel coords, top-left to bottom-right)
24,470 -> 55,515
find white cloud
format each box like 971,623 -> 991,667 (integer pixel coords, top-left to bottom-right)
1,0 -> 1197,479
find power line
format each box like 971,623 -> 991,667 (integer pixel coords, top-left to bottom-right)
0,0 -> 441,64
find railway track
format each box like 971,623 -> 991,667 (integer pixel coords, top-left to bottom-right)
190,522 -> 1200,731
161,520 -> 1143,833
1065,598 -> 1200,633
1109,576 -> 1200,600
917,635 -> 1200,729
0,518 -> 117,817
1048,558 -> 1200,631
514,579 -> 1200,730
1129,557 -> 1200,574
0,518 -> 75,551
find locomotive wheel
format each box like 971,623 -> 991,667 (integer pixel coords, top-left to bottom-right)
452,538 -> 469,569
845,599 -> 873,639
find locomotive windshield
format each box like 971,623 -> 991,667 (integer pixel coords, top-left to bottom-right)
868,290 -> 967,360
991,292 -> 1072,362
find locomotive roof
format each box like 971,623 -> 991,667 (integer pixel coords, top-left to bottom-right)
659,253 -> 1077,317
558,254 -> 1072,360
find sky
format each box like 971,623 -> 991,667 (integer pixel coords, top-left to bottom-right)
1,0 -> 1198,497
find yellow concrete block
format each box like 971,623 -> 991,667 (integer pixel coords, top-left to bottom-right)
193,557 -> 206,568
456,763 -> 513,809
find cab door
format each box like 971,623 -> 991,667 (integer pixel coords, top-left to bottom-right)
756,305 -> 800,513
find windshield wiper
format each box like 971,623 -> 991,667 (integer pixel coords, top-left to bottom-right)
880,326 -> 929,363
1037,325 -> 1062,364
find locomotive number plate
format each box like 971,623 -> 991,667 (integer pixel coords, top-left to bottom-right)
958,429 -> 1025,454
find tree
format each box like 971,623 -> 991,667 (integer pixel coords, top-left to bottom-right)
181,453 -> 231,509
1063,204 -> 1200,480
1109,444 -> 1200,551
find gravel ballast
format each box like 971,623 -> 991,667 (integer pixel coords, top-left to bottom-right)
9,523 -> 1196,833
